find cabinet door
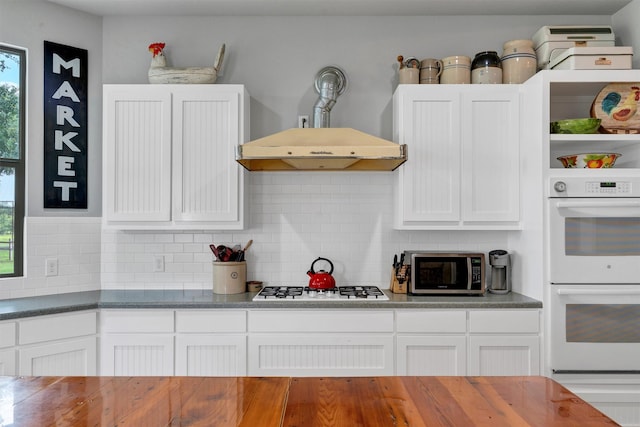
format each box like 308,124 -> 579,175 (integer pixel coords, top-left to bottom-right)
461,87 -> 520,222
18,336 -> 97,376
172,88 -> 243,225
101,334 -> 174,376
0,349 -> 16,376
396,335 -> 466,376
468,335 -> 540,376
394,87 -> 461,224
103,86 -> 172,223
175,334 -> 247,376
248,334 -> 394,377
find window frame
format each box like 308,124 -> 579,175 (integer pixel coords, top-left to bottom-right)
0,43 -> 26,278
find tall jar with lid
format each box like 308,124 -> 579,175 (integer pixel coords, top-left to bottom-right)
501,39 -> 537,84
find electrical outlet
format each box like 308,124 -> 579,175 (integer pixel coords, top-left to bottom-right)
45,258 -> 58,276
298,115 -> 310,128
154,255 -> 165,272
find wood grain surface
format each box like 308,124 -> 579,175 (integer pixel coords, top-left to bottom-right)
0,375 -> 619,426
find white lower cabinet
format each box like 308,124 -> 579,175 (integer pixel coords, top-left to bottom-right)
17,311 -> 97,376
397,309 -> 541,376
396,310 -> 467,375
0,321 -> 16,375
100,310 -> 175,376
100,309 -> 247,376
175,310 -> 247,376
247,310 -> 394,376
468,310 -> 541,376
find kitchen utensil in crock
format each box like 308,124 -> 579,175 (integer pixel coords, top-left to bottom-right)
307,257 -> 336,289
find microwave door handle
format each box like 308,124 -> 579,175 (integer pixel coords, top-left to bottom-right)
467,258 -> 472,290
556,288 -> 640,296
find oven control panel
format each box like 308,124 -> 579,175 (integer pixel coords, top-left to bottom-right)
550,177 -> 640,197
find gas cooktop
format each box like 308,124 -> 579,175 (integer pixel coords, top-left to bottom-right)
252,286 -> 389,301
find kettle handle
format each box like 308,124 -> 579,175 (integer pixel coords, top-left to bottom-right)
310,257 -> 334,275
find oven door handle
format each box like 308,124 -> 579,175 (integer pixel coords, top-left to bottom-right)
556,201 -> 640,209
556,288 -> 640,296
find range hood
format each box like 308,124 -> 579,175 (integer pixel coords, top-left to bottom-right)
236,66 -> 407,172
236,127 -> 407,171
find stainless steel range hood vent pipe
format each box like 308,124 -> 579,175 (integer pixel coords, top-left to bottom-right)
236,65 -> 407,172
312,66 -> 347,128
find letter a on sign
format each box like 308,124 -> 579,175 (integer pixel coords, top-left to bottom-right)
43,41 -> 88,208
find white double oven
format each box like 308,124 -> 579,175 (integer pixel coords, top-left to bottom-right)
547,175 -> 640,373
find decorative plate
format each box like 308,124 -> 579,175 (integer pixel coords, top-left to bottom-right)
590,83 -> 640,134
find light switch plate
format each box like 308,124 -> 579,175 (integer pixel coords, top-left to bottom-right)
45,258 -> 58,276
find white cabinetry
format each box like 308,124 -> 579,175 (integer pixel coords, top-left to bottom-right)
247,310 -> 394,376
100,309 -> 248,376
0,321 -> 16,375
17,311 -> 97,376
175,310 -> 247,376
396,310 -> 467,375
468,310 -> 540,376
396,309 -> 540,376
103,84 -> 249,230
393,85 -> 520,229
100,310 -> 175,376
522,70 -> 640,174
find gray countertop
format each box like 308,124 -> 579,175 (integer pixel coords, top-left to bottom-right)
0,289 -> 542,321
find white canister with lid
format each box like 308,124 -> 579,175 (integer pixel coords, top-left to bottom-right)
501,39 -> 537,84
441,55 -> 471,84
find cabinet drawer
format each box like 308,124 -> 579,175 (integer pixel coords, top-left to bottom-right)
469,310 -> 539,334
101,310 -> 174,333
176,310 -> 246,333
248,310 -> 394,333
396,310 -> 467,333
0,322 -> 16,348
19,311 -> 97,345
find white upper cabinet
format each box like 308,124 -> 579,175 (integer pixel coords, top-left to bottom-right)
103,84 -> 249,230
393,85 -> 520,229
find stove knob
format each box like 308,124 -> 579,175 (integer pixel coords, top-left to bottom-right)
553,181 -> 567,193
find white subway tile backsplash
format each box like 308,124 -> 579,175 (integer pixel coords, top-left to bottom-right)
0,173 -> 511,299
0,217 -> 102,300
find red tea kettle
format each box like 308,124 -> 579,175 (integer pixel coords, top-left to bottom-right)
307,257 -> 336,289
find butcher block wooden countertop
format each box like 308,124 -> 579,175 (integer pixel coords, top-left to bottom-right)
0,375 -> 618,426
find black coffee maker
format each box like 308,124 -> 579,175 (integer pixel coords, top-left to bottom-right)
488,250 -> 511,294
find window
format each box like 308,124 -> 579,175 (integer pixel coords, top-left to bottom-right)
0,44 -> 25,277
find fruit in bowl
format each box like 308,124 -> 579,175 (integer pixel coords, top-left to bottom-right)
550,118 -> 601,134
557,153 -> 621,168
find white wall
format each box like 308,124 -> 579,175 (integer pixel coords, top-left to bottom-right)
0,0 -> 103,217
0,1 -> 102,298
4,1 -> 640,298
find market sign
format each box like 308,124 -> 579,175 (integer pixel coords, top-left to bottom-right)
43,41 -> 88,209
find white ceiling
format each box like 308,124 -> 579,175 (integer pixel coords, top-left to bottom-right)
46,0 -> 633,16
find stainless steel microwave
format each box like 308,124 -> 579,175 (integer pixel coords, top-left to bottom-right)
405,252 -> 485,295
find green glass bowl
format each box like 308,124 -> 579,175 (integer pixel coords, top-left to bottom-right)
550,118 -> 601,134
